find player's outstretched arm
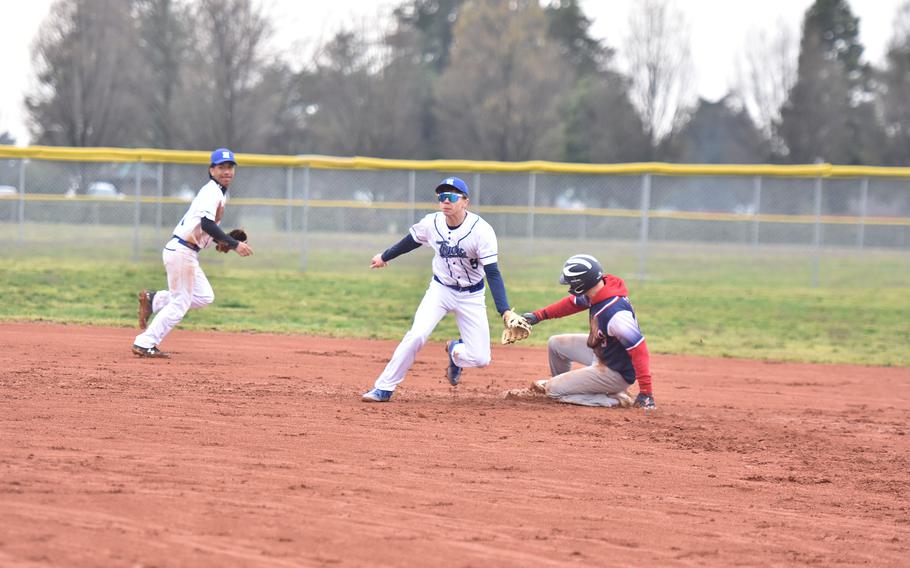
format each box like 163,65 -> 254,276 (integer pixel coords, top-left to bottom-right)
525,295 -> 589,324
371,234 -> 421,269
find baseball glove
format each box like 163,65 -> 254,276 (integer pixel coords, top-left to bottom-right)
501,309 -> 532,345
216,228 -> 248,253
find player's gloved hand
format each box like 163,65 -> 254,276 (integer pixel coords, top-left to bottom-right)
521,312 -> 540,325
216,228 -> 248,253
633,393 -> 656,409
501,309 -> 532,345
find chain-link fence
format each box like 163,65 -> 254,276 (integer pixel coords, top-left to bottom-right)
0,148 -> 908,287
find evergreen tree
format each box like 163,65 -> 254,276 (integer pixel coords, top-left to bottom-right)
544,0 -> 607,77
675,97 -> 769,164
434,0 -> 569,161
880,1 -> 910,165
777,0 -> 886,164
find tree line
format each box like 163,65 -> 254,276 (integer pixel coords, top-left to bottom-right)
15,0 -> 910,165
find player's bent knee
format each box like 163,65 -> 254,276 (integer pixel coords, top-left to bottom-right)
547,335 -> 566,354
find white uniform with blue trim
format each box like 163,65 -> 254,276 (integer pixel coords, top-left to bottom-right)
371,210 -> 499,391
133,179 -> 226,350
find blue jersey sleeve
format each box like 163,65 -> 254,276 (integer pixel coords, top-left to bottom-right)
484,262 -> 510,315
381,234 -> 422,262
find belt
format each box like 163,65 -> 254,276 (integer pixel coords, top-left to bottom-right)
172,235 -> 200,252
434,275 -> 484,293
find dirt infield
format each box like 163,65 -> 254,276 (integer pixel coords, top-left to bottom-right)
1,322 -> 908,567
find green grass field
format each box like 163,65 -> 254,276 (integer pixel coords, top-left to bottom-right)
1,228 -> 908,367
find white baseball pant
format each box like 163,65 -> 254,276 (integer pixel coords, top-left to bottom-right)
372,280 -> 491,391
133,245 -> 214,349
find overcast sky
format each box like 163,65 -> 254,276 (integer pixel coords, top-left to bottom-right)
0,0 -> 906,145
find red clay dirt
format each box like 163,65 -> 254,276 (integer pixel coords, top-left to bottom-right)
0,322 -> 908,567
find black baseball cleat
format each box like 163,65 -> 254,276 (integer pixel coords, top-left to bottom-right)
132,344 -> 169,358
445,338 -> 463,386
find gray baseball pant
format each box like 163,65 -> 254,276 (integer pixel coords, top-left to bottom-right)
544,334 -> 631,407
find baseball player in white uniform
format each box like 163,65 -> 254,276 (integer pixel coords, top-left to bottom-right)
362,176 -> 519,402
132,148 -> 253,358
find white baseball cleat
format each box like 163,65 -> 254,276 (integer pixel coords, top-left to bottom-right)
615,391 -> 634,408
530,379 -> 548,393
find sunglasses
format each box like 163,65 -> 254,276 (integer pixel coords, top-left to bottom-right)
437,192 -> 465,203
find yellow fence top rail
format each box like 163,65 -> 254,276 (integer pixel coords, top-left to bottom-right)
2,144 -> 910,178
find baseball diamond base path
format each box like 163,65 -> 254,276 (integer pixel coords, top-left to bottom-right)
0,323 -> 908,567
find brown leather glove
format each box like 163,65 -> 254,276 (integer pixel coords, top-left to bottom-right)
501,309 -> 532,345
216,228 -> 248,253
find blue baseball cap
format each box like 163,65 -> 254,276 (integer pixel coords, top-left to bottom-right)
210,148 -> 237,166
435,176 -> 469,197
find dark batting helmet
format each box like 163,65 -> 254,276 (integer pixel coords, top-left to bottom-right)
559,254 -> 603,295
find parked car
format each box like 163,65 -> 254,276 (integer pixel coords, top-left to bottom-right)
554,188 -> 586,211
86,181 -> 124,199
0,184 -> 17,196
172,184 -> 195,201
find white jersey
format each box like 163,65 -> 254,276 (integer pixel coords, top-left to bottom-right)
410,211 -> 498,288
171,180 -> 226,248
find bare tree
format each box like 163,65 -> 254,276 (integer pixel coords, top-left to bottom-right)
27,0 -> 141,147
134,0 -> 191,149
302,26 -> 428,158
733,20 -> 798,140
176,0 -> 272,151
621,0 -> 695,157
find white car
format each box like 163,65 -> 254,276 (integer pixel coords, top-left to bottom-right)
86,181 -> 124,199
172,185 -> 195,201
0,184 -> 17,196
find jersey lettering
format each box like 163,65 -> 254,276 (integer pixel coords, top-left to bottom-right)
438,241 -> 467,258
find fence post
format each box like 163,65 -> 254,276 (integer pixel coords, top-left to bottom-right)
638,174 -> 651,282
132,162 -> 142,261
155,162 -> 163,234
857,177 -> 868,250
812,177 -> 823,287
408,170 -> 416,223
300,166 -> 310,272
17,158 -> 26,243
472,172 -> 481,207
751,175 -> 762,249
527,172 -> 536,254
285,166 -> 294,234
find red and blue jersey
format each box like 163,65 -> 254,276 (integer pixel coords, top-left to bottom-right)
590,295 -> 643,384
